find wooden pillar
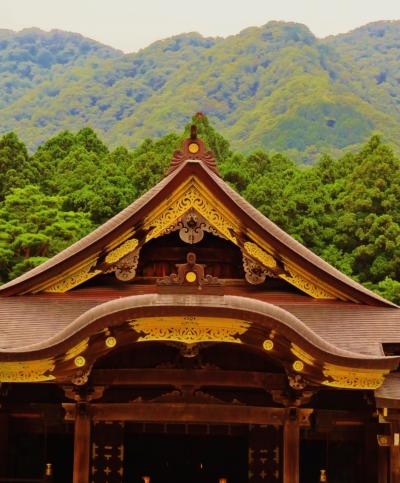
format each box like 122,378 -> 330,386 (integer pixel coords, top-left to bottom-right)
0,413 -> 8,477
73,402 -> 91,483
390,421 -> 400,483
364,424 -> 378,483
379,445 -> 389,483
283,409 -> 300,483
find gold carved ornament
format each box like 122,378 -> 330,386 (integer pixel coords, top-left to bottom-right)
0,358 -> 55,382
129,316 -> 250,344
104,238 -> 139,265
45,260 -> 101,293
280,266 -> 335,300
143,183 -> 238,244
322,363 -> 389,389
244,242 -> 277,270
291,343 -> 316,367
63,338 -> 89,361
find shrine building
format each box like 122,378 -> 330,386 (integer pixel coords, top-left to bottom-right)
1,126 -> 400,483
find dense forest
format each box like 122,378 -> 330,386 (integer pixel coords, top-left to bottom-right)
1,21 -> 400,161
0,115 -> 399,303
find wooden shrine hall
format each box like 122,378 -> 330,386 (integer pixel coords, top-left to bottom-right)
1,126 -> 400,483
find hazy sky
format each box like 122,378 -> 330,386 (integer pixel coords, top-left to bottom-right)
2,0 -> 400,52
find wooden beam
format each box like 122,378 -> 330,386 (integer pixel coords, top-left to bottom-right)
90,368 -> 287,389
73,402 -> 91,483
64,402 -> 313,427
283,409 -> 300,483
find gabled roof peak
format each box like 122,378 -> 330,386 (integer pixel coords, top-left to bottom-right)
166,124 -> 220,177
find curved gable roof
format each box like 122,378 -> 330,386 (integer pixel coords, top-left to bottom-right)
0,144 -> 395,307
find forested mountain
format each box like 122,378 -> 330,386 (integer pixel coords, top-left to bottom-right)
0,116 -> 399,303
1,21 -> 400,161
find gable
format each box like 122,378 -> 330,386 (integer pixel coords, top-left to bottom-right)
0,139 -> 394,306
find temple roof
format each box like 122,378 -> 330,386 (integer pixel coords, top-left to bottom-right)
0,156 -> 394,307
0,129 -> 399,388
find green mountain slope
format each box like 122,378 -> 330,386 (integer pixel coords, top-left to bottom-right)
1,21 -> 400,159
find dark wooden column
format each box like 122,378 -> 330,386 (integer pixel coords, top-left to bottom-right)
364,423 -> 378,483
283,409 -> 299,483
0,413 -> 8,477
378,445 -> 389,483
391,422 -> 400,483
73,402 -> 91,483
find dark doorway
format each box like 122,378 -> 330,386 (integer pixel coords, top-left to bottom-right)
124,433 -> 248,483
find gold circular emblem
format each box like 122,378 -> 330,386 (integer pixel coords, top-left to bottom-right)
105,336 -> 117,348
74,356 -> 86,368
263,339 -> 274,351
188,142 -> 199,154
185,271 -> 197,283
293,360 -> 304,372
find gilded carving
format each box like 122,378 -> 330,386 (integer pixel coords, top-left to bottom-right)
293,360 -> 304,372
157,252 -> 222,289
160,209 -> 223,244
290,344 -> 315,367
74,356 -> 86,368
64,338 -> 89,361
0,359 -> 55,382
280,266 -> 335,300
144,185 -> 237,244
263,339 -> 274,351
243,242 -> 278,270
71,366 -> 91,386
322,364 -> 389,389
104,238 -> 139,264
45,260 -> 101,293
243,256 -> 275,285
109,247 -> 141,282
129,316 -> 250,344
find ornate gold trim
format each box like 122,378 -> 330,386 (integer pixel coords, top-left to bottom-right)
34,175 -> 340,299
280,266 -> 335,300
293,360 -> 304,372
244,242 -> 277,270
64,338 -> 89,361
129,316 -> 250,344
45,261 -> 101,293
263,339 -> 274,351
322,363 -> 389,389
105,238 -> 139,264
143,183 -> 238,244
291,344 -> 315,367
0,359 -> 55,382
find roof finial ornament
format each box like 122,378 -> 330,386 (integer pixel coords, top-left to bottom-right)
166,116 -> 220,177
190,124 -> 197,140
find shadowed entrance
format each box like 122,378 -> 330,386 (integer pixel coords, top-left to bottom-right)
124,430 -> 248,483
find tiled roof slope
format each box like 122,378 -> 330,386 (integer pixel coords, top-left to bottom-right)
0,287 -> 399,356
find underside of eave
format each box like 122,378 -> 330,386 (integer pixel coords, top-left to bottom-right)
0,160 -> 394,307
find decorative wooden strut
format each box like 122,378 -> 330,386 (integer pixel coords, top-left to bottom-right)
166,123 -> 220,176
157,252 -> 223,291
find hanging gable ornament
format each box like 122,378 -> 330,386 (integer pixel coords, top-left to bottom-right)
166,122 -> 220,176
157,252 -> 223,293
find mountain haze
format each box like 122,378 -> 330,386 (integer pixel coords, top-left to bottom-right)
1,21 -> 400,160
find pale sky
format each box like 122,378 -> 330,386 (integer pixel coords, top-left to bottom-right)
1,0 -> 400,53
